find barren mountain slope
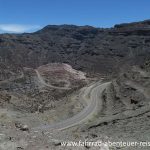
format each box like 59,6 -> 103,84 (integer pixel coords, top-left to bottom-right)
0,20 -> 150,75
0,20 -> 150,150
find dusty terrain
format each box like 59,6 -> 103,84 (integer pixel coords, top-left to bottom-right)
0,64 -> 150,150
0,20 -> 150,150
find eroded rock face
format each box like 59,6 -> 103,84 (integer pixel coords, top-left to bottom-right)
101,65 -> 150,119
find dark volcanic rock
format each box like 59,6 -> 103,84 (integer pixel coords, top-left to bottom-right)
0,20 -> 150,75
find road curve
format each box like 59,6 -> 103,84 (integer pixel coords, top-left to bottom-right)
35,69 -> 71,90
33,81 -> 110,130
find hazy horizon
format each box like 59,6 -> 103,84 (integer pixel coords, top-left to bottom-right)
0,0 -> 150,33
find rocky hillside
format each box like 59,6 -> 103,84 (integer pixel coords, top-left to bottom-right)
0,20 -> 150,76
95,65 -> 150,123
0,20 -> 150,150
0,63 -> 87,113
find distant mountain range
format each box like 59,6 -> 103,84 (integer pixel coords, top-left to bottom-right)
0,20 -> 150,77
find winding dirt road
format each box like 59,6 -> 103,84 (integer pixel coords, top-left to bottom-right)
33,81 -> 110,130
